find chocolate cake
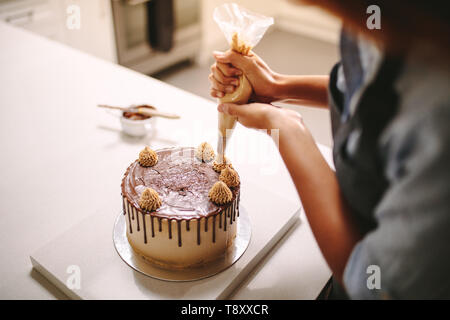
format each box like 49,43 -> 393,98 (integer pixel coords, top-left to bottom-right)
121,146 -> 240,269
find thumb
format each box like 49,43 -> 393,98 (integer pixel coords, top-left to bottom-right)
213,50 -> 250,70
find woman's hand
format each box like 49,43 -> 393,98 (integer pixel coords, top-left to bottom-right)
218,102 -> 306,133
210,50 -> 281,103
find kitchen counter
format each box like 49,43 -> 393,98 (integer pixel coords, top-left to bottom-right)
0,21 -> 331,299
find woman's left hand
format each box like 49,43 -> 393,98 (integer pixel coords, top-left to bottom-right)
217,102 -> 304,132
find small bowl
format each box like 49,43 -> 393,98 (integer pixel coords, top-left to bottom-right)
120,105 -> 157,137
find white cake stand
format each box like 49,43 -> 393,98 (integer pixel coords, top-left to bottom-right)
113,206 -> 251,282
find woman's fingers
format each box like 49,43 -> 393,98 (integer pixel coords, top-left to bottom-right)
208,60 -> 240,97
210,63 -> 240,86
218,103 -> 256,118
210,88 -> 224,98
213,50 -> 250,71
217,103 -> 264,129
215,61 -> 242,78
208,73 -> 236,94
217,102 -> 280,131
208,50 -> 245,99
218,103 -> 254,120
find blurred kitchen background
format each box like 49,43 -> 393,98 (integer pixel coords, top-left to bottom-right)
1,0 -> 341,146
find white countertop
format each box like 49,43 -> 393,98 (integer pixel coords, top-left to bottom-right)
0,21 -> 331,299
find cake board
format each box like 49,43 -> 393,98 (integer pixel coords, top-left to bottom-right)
30,181 -> 300,299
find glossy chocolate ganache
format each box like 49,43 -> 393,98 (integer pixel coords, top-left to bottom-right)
121,147 -> 240,220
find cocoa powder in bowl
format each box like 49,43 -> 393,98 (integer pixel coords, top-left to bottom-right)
122,105 -> 155,121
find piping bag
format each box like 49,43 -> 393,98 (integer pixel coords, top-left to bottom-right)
213,3 -> 273,162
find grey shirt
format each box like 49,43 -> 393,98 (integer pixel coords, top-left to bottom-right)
330,31 -> 450,299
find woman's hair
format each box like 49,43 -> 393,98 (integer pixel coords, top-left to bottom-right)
299,0 -> 450,56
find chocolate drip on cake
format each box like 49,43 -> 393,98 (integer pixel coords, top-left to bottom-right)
142,213 -> 147,243
136,209 -> 140,231
237,193 -> 240,217
232,201 -> 236,223
124,194 -> 239,247
229,205 -> 233,225
223,208 -> 227,232
168,219 -> 172,239
197,219 -> 201,245
151,216 -> 155,237
177,220 -> 182,247
212,215 -> 216,243
121,147 -> 241,252
127,202 -> 133,234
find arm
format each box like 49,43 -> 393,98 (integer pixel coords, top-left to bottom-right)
274,74 -> 330,108
218,102 -> 362,283
210,50 -> 330,108
274,109 -> 362,282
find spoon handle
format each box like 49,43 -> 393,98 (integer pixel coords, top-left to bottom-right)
137,108 -> 180,119
97,104 -> 128,111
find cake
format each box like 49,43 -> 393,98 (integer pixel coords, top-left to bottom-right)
121,145 -> 240,269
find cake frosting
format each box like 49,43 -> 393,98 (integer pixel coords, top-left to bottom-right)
121,146 -> 240,269
139,187 -> 161,211
138,146 -> 158,167
212,155 -> 233,173
219,167 -> 240,188
195,142 -> 215,162
209,181 -> 233,205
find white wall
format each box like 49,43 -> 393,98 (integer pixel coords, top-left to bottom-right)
277,1 -> 340,44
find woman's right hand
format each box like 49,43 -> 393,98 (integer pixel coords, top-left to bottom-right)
209,50 -> 281,103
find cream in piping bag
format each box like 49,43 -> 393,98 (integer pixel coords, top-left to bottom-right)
213,3 -> 273,161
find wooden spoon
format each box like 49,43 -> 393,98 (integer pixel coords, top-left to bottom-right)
97,104 -> 180,119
